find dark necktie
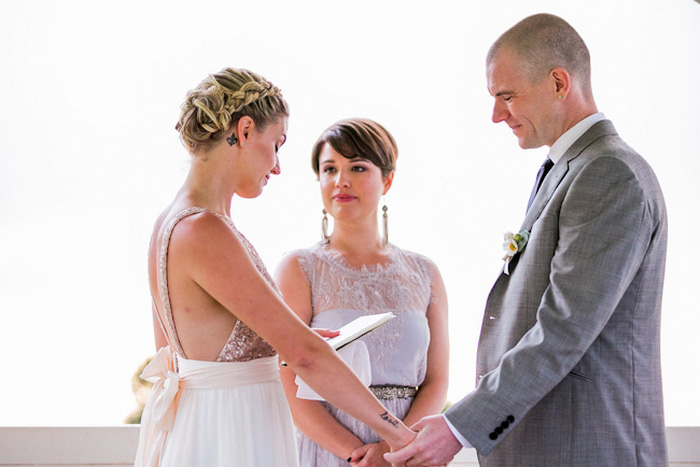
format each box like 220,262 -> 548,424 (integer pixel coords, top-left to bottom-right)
526,157 -> 554,212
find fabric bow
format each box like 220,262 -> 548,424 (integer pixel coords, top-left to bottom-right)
140,346 -> 180,431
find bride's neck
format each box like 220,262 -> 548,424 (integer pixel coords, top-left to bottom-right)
180,153 -> 237,216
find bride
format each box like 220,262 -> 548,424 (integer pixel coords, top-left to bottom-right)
133,67 -> 414,466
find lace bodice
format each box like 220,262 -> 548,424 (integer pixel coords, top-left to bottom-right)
156,207 -> 276,362
294,242 -> 435,386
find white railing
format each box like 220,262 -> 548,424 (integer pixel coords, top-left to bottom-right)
0,426 -> 697,466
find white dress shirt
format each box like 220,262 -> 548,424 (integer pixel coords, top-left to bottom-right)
548,112 -> 605,163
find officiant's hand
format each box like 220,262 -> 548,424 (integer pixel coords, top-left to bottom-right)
312,327 -> 340,338
349,440 -> 391,466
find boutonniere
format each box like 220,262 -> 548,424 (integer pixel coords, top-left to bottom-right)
502,229 -> 530,275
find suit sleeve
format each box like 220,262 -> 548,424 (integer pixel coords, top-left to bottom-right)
445,155 -> 655,455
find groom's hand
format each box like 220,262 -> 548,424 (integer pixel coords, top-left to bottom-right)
383,415 -> 461,466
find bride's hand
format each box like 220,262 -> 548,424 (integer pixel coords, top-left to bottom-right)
311,327 -> 340,339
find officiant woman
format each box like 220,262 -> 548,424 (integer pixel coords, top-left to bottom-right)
276,118 -> 449,466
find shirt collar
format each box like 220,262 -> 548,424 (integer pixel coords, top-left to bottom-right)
548,112 -> 605,164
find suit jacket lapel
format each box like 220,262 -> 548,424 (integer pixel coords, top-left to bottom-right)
518,120 -> 619,234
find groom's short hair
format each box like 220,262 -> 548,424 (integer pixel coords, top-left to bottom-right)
488,13 -> 592,94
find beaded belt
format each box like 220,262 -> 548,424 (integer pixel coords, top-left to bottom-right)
370,385 -> 418,399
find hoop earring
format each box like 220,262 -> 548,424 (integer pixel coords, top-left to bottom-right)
382,204 -> 389,246
321,209 -> 330,244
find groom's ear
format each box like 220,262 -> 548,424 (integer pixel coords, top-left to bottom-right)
382,171 -> 394,194
550,67 -> 571,99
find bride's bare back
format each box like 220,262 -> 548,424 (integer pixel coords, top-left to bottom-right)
148,204 -> 276,362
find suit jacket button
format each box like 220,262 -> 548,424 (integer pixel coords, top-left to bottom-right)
501,421 -> 510,429
507,415 -> 515,423
495,426 -> 503,434
489,432 -> 498,440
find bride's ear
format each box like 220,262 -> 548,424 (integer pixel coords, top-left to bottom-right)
236,116 -> 255,147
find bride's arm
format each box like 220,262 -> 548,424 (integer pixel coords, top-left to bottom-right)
171,213 -> 414,449
275,253 -> 366,460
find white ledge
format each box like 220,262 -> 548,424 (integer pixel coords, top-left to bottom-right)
0,426 -> 697,466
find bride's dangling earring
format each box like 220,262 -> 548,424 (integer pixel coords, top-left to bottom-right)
321,208 -> 330,244
382,203 -> 389,246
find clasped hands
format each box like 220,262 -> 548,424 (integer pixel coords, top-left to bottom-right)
347,440 -> 391,466
311,329 -> 461,466
350,414 -> 461,467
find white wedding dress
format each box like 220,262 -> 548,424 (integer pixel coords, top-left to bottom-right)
134,207 -> 298,467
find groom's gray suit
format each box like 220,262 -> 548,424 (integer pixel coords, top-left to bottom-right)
445,120 -> 668,466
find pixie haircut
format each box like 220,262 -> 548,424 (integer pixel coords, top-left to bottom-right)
311,118 -> 398,178
176,67 -> 289,153
487,13 -> 592,92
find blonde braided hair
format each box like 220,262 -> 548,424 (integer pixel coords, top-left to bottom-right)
176,68 -> 288,153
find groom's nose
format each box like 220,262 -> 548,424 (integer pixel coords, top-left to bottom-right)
492,100 -> 509,124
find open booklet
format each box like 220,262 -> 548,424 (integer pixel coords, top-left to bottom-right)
325,312 -> 396,350
280,312 -> 395,366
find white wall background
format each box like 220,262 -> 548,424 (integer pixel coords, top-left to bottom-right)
1,0 -> 698,426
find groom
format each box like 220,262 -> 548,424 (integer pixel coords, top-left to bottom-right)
386,13 -> 668,467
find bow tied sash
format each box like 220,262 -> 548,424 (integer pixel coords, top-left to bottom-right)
139,351 -> 282,433
140,346 -> 180,431
135,351 -> 280,466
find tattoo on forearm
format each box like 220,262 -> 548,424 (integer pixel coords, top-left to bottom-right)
380,411 -> 399,427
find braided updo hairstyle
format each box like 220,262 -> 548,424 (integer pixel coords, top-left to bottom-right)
176,68 -> 289,153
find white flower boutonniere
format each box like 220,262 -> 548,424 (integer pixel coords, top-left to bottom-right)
502,229 -> 530,275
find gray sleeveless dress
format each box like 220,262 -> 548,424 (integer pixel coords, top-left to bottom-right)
292,242 -> 435,466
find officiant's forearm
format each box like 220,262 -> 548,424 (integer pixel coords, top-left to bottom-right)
282,341 -> 414,449
402,378 -> 449,428
402,265 -> 450,428
290,401 -> 364,459
279,364 -> 364,459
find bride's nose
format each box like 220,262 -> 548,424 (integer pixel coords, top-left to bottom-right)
271,157 -> 281,175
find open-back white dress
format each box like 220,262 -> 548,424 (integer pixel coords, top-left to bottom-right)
134,207 -> 298,467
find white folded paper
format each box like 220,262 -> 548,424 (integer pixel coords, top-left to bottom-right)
325,312 -> 395,351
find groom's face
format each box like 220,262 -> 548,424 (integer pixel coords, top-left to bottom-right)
487,49 -> 560,149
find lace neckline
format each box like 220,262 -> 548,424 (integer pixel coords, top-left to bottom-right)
314,241 -> 399,273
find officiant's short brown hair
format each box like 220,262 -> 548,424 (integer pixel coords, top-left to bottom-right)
311,118 -> 398,179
